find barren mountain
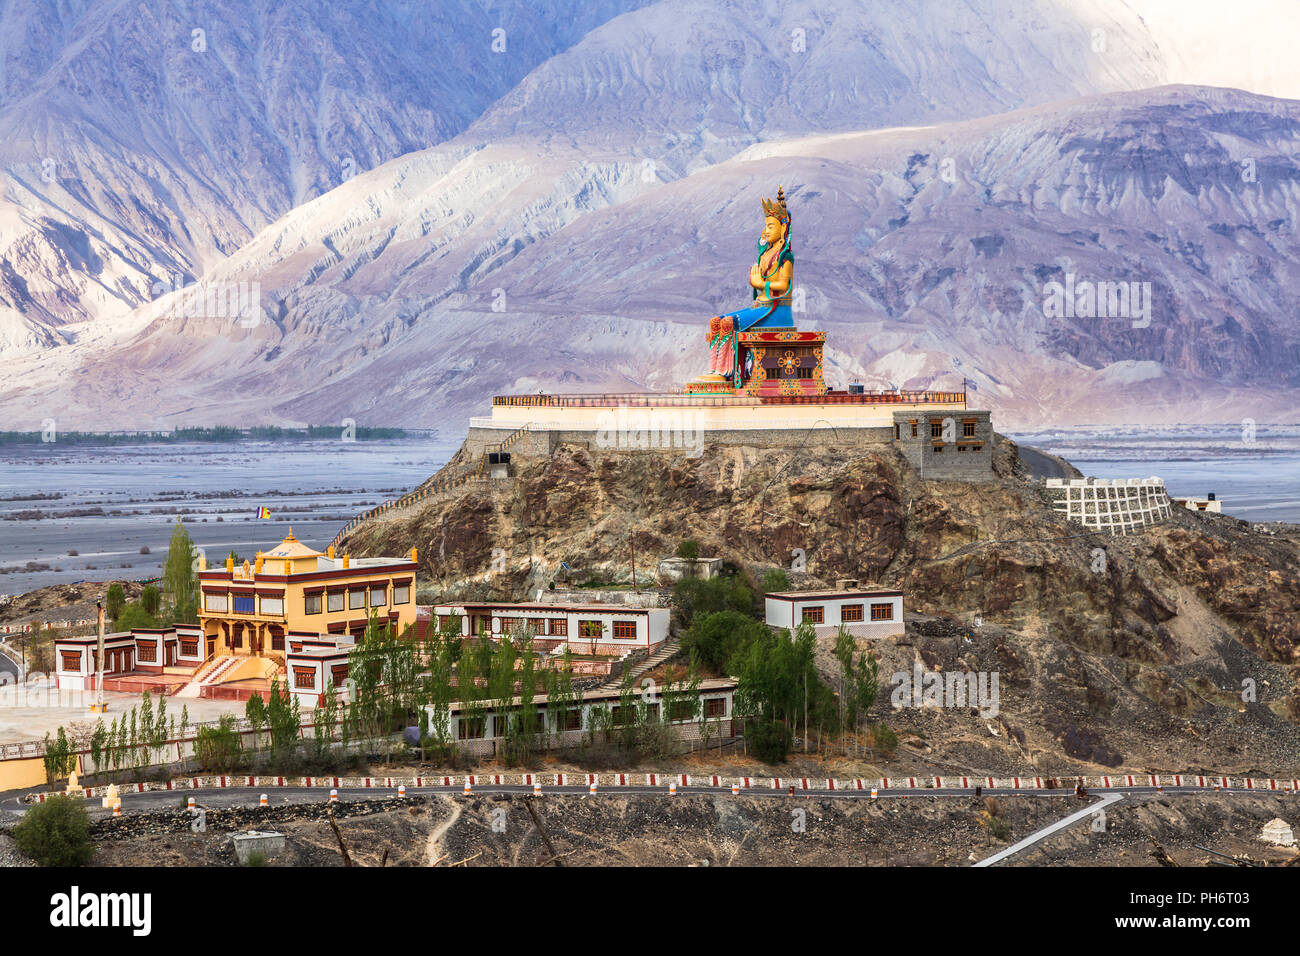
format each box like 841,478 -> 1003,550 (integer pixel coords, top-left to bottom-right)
4,85 -> 1295,428
0,0 -> 649,352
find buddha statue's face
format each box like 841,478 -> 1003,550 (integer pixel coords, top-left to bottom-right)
761,215 -> 786,247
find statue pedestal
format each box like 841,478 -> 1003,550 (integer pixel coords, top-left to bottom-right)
684,372 -> 733,395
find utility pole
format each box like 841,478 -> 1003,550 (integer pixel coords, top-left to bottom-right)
92,600 -> 105,713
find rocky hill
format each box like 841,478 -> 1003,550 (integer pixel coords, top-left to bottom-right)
336,434 -> 1300,774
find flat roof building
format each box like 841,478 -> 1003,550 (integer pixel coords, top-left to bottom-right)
764,587 -> 904,638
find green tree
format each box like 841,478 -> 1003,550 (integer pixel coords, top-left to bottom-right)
245,693 -> 267,750
114,602 -> 160,631
89,720 -> 108,783
675,539 -> 700,562
139,585 -> 162,617
42,728 -> 75,789
12,795 -> 93,866
760,568 -> 790,594
105,583 -> 126,624
671,574 -> 757,631
162,518 -> 200,624
683,609 -> 769,672
265,680 -> 301,761
193,715 -> 243,773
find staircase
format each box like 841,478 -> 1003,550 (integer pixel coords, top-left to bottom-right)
595,638 -> 682,690
174,655 -> 241,698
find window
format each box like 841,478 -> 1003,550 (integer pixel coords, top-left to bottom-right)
668,700 -> 695,721
801,606 -> 824,624
348,589 -> 366,610
842,603 -> 864,622
293,667 -> 315,690
933,445 -> 943,453
930,421 -> 944,439
137,643 -> 156,663
330,665 -> 349,687
645,702 -> 660,722
560,708 -> 582,731
958,444 -> 967,452
612,705 -> 635,726
260,596 -> 284,616
794,366 -> 813,379
392,584 -> 410,605
612,620 -> 637,639
369,586 -> 386,607
458,717 -> 485,740
500,617 -> 523,634
180,639 -> 199,657
327,590 -> 344,612
910,420 -> 918,438
205,593 -> 227,612
60,651 -> 81,672
233,595 -> 254,615
893,423 -> 900,440
548,618 -> 567,637
305,593 -> 322,615
579,620 -> 603,638
493,715 -> 511,738
270,631 -> 285,651
963,420 -> 976,437
870,603 -> 894,621
705,698 -> 727,718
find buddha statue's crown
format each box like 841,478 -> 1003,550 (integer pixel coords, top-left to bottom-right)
761,185 -> 790,225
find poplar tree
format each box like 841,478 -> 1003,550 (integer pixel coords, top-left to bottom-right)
162,518 -> 199,624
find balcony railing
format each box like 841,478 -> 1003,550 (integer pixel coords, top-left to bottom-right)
492,390 -> 966,408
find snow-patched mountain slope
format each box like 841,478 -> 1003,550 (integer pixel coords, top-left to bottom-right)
0,0 -> 651,352
3,85 -> 1296,429
467,0 -> 1170,169
4,0 -> 1298,361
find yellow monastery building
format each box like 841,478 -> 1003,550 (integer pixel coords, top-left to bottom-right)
196,530 -> 419,660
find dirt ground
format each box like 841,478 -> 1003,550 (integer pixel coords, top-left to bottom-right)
87,791 -> 1300,868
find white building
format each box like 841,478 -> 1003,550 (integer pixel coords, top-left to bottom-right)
764,588 -> 904,638
431,602 -> 670,656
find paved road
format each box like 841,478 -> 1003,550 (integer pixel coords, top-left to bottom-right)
2,781 -> 1281,817
973,792 -> 1124,867
0,646 -> 21,682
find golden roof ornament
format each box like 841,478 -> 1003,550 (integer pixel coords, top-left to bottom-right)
761,185 -> 790,226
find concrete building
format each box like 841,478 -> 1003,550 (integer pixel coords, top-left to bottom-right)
891,409 -> 993,481
431,601 -> 670,656
1174,495 -> 1222,514
764,587 -> 904,638
196,529 -> 418,675
443,678 -> 738,748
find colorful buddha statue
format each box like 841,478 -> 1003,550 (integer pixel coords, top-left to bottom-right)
693,186 -> 794,390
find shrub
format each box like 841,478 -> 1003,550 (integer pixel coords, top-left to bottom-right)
12,795 -> 93,866
675,539 -> 700,562
872,722 -> 898,754
683,610 -> 769,673
746,717 -> 792,764
193,715 -> 243,773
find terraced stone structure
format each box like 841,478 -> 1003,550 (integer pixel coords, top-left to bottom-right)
1044,476 -> 1174,535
